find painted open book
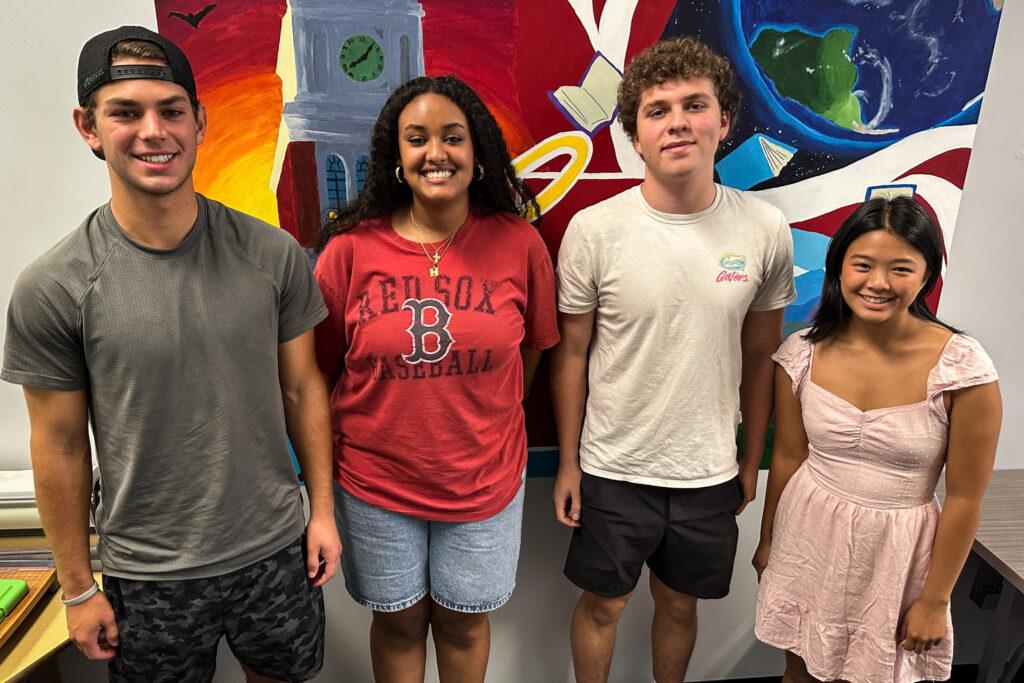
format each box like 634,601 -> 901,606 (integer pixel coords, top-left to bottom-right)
715,134 -> 797,190
549,52 -> 623,135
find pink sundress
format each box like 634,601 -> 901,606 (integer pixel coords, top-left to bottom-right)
755,332 -> 997,683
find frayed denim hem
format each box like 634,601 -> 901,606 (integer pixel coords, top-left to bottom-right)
430,583 -> 516,614
346,584 -> 430,613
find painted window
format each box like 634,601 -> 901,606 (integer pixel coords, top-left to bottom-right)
326,154 -> 347,210
356,155 -> 369,194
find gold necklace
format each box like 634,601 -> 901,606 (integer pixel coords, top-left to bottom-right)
409,209 -> 458,277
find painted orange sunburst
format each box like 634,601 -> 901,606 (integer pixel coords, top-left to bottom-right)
157,0 -> 286,226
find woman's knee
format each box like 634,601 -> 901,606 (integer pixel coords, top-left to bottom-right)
430,603 -> 489,648
372,599 -> 431,645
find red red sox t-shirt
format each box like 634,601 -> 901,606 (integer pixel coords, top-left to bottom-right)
314,211 -> 560,521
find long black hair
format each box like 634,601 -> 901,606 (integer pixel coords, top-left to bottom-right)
804,196 -> 961,342
316,75 -> 539,251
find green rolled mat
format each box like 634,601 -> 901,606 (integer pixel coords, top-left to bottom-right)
0,578 -> 30,622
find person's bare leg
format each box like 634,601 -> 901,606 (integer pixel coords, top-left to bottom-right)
570,590 -> 632,683
241,664 -> 284,682
369,597 -> 431,683
430,601 -> 490,683
782,651 -> 821,683
649,573 -> 698,682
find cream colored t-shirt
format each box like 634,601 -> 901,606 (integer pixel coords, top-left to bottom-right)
557,185 -> 796,487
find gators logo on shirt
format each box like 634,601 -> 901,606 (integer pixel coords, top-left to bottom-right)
716,253 -> 750,283
718,253 -> 746,271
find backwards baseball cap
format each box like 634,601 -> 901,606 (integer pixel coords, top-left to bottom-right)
77,25 -> 197,106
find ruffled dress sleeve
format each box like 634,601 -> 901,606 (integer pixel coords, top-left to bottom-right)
928,334 -> 999,423
772,331 -> 813,396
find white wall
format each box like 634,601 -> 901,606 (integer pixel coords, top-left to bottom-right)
1,1 -> 1018,681
937,0 -> 1024,471
0,2 -> 157,469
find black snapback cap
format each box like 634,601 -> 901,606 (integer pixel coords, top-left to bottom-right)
77,25 -> 197,106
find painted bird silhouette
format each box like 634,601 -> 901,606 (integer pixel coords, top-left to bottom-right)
169,4 -> 217,29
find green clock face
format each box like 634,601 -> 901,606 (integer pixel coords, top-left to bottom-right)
339,34 -> 385,82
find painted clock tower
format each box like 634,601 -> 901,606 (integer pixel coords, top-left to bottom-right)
284,0 -> 425,220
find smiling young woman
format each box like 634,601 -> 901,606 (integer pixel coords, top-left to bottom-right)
752,196 -> 1003,682
312,76 -> 559,683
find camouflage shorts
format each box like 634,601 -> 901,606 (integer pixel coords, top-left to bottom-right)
104,537 -> 324,683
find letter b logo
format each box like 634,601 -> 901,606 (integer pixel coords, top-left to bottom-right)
402,298 -> 455,363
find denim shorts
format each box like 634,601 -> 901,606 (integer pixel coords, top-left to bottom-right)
334,479 -> 525,614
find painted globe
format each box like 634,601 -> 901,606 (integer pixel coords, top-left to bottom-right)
737,0 -> 1002,146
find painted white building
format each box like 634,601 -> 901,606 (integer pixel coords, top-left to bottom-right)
284,0 -> 424,219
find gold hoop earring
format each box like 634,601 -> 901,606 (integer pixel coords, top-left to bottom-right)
474,163 -> 485,182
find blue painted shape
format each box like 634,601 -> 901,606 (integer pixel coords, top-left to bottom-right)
791,228 -> 830,272
793,268 -> 825,306
785,296 -> 821,324
783,320 -> 811,338
785,268 -> 826,324
716,134 -> 797,190
526,448 -> 559,478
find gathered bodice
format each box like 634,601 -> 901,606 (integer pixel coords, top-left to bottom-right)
773,332 -> 998,509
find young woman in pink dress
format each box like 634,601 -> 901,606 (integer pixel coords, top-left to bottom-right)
752,196 -> 1002,682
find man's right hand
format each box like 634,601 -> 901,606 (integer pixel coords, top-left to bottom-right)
66,590 -> 119,660
553,463 -> 583,528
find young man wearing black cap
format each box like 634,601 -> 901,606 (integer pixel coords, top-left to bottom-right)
2,26 -> 339,682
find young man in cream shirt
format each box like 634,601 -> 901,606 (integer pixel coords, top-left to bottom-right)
551,36 -> 795,682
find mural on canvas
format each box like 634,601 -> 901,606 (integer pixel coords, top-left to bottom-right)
155,0 -> 1003,447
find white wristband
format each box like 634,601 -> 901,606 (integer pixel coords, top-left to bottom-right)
60,581 -> 99,606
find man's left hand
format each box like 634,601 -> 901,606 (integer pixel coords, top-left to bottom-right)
736,461 -> 759,515
305,514 -> 341,588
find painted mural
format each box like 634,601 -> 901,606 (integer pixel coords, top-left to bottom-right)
154,0 -> 1003,451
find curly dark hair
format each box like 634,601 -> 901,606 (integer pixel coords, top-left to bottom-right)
804,196 -> 960,342
617,37 -> 741,140
316,75 -> 539,251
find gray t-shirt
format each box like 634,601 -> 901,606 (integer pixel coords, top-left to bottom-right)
2,195 -> 327,580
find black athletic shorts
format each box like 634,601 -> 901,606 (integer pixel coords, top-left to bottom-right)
564,472 -> 743,599
104,536 -> 325,683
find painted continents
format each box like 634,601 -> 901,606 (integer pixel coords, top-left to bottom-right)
740,1 -> 1001,145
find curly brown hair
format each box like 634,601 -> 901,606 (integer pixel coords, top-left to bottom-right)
617,37 -> 741,140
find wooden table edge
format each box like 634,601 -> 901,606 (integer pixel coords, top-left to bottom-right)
0,572 -> 102,683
